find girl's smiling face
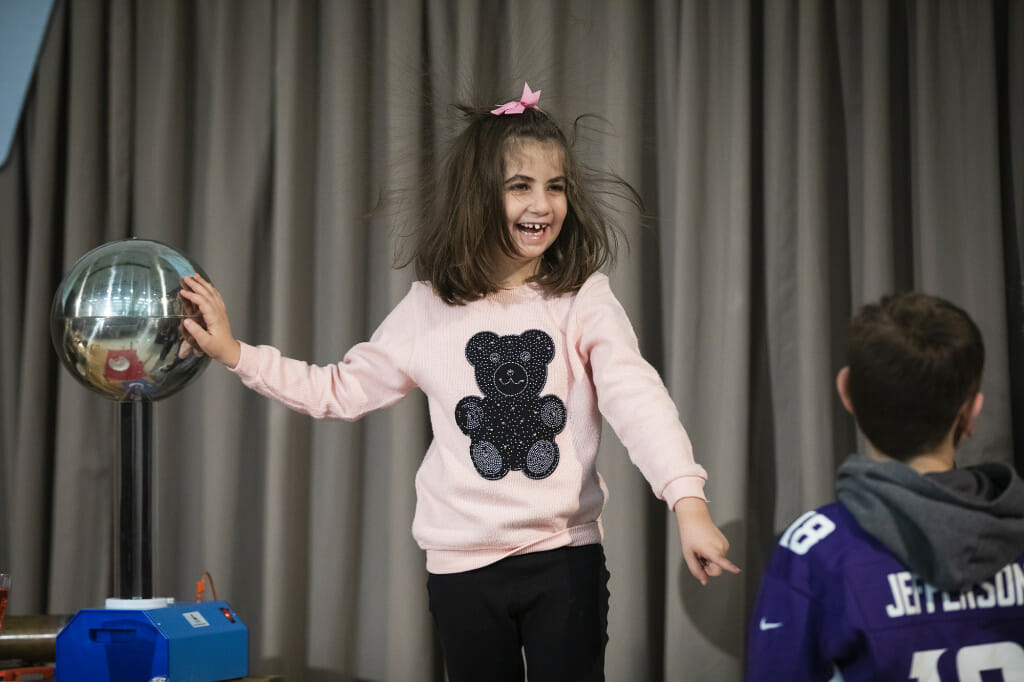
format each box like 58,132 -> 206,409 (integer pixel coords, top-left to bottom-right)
499,139 -> 567,287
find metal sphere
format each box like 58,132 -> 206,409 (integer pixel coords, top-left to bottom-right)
50,238 -> 211,402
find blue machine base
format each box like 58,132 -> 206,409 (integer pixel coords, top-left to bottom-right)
56,600 -> 247,682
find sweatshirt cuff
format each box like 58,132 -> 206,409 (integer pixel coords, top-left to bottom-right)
661,475 -> 708,510
227,341 -> 256,378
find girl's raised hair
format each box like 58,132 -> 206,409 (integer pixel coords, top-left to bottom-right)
404,104 -> 641,305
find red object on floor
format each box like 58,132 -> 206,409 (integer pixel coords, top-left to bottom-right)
103,348 -> 146,381
0,666 -> 55,681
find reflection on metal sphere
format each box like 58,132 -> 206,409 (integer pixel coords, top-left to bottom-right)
50,238 -> 211,402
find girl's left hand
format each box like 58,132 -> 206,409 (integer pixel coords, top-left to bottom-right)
178,273 -> 241,368
674,497 -> 741,586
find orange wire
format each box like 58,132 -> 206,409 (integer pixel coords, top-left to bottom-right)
194,570 -> 218,602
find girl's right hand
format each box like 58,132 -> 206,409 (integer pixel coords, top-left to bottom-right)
179,273 -> 242,368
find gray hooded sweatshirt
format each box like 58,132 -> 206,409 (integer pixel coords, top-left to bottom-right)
836,453 -> 1024,592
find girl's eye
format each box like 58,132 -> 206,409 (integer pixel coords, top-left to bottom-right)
508,183 -> 529,192
548,183 -> 565,193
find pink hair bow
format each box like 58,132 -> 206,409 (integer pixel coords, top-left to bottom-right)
491,82 -> 543,115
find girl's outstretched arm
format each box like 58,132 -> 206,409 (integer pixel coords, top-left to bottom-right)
674,497 -> 741,586
179,273 -> 242,368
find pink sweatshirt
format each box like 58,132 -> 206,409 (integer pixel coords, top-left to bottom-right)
230,273 -> 707,574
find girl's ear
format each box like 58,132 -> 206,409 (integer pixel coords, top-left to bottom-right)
836,367 -> 855,415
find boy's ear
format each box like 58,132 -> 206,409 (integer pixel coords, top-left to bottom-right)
836,367 -> 855,415
957,391 -> 984,441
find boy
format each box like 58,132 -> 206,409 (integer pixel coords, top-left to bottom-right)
745,292 -> 1024,681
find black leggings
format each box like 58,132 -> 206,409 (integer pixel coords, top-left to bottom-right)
427,544 -> 610,682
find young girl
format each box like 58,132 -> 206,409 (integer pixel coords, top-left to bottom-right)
181,83 -> 738,682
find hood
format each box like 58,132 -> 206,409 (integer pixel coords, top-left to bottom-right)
836,453 -> 1024,592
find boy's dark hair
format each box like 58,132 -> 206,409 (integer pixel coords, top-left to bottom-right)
845,292 -> 984,459
406,105 -> 639,305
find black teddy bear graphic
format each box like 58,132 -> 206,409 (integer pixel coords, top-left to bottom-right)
455,330 -> 567,480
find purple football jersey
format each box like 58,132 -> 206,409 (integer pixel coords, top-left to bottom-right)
746,502 -> 1024,681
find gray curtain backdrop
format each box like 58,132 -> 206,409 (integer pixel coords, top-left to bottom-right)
2,1 -> 1022,680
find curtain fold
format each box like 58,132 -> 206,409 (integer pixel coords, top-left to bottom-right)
654,2 -> 754,679
1,1 -> 1021,680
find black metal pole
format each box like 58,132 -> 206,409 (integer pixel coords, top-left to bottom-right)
116,400 -> 153,599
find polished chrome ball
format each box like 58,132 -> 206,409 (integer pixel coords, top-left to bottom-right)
50,238 -> 211,401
